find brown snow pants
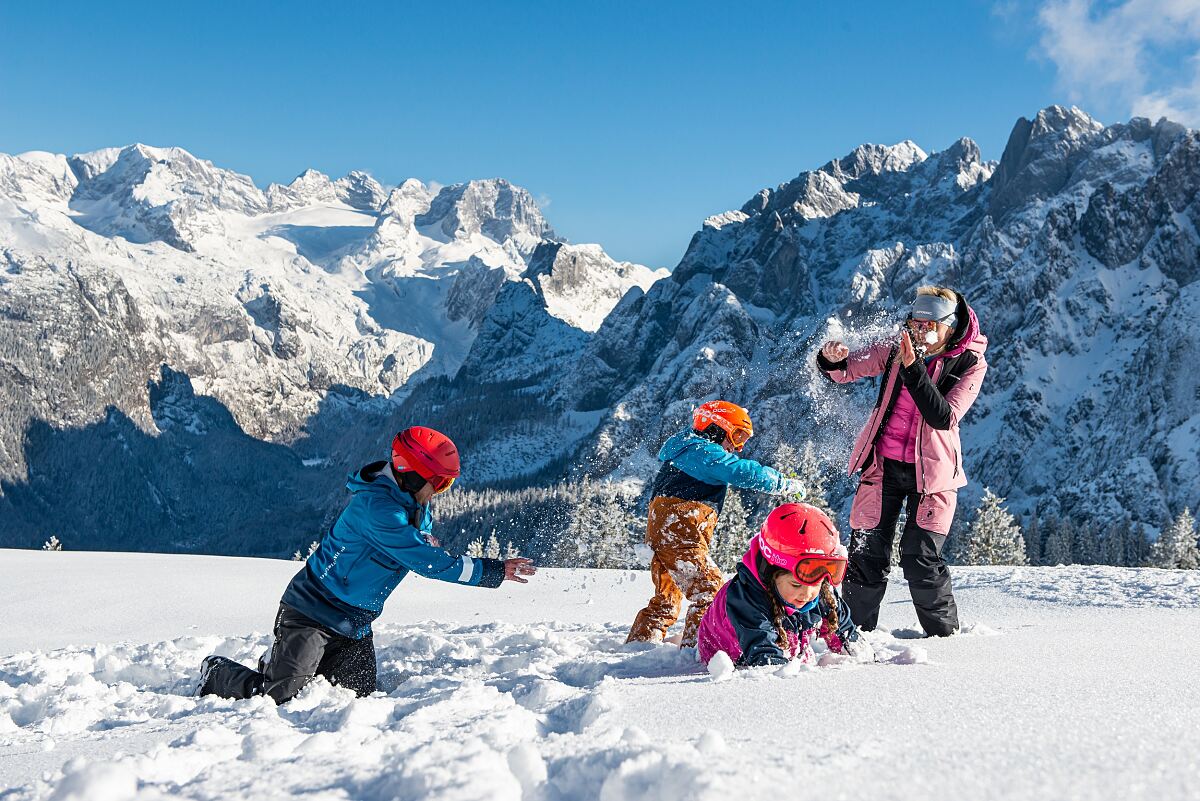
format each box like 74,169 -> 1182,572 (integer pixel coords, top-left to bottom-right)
626,496 -> 724,647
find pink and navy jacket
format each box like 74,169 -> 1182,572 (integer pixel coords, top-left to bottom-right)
816,294 -> 988,535
697,537 -> 860,667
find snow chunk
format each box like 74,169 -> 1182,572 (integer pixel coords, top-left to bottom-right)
706,651 -> 734,682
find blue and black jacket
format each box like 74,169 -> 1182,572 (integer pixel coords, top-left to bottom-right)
650,430 -> 789,515
281,461 -> 505,638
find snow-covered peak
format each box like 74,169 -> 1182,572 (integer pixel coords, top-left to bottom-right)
67,143 -> 268,251
1031,105 -> 1105,141
266,168 -> 388,213
524,241 -> 667,331
334,170 -> 387,212
67,147 -> 123,182
833,140 -> 929,179
910,137 -> 995,193
989,106 -> 1109,220
417,179 -> 555,249
374,179 -> 434,241
703,209 -> 749,230
737,139 -> 931,222
265,168 -> 339,211
0,152 -> 77,205
72,143 -> 266,213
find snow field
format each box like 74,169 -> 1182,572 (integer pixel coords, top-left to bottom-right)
2,551 -> 1200,800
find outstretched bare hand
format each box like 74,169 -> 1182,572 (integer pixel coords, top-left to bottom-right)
821,340 -> 849,362
504,558 -> 537,584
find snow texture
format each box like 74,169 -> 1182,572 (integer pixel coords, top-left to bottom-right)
2,550 -> 1199,800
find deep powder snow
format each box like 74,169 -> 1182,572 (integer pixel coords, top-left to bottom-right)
1,550 -> 1198,800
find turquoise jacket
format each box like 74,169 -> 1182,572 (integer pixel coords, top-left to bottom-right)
282,461 -> 504,638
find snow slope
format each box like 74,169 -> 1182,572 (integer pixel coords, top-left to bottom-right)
2,550 -> 1198,800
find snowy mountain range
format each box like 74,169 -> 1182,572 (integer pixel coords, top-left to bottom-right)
2,105 -> 1198,555
0,145 -> 663,552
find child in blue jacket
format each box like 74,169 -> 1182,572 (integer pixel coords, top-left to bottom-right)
196,426 -> 535,702
626,401 -> 803,647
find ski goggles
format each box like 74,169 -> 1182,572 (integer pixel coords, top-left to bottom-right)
907,317 -> 938,333
728,427 -> 752,450
429,475 -> 456,494
793,557 -> 847,586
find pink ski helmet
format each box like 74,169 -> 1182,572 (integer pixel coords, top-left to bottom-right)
756,503 -> 848,585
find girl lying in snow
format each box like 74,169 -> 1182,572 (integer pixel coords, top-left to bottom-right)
697,503 -> 874,668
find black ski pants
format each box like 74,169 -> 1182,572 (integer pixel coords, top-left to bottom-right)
202,604 -> 377,703
842,458 -> 960,636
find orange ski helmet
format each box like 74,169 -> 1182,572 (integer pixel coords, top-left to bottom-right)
391,426 -> 460,493
692,400 -> 753,450
757,503 -> 848,585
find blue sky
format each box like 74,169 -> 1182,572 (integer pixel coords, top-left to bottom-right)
1,1 -> 1197,268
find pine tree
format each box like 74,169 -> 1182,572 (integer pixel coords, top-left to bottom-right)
42,535 -> 63,551
1041,517 -> 1074,566
592,483 -> 637,569
1072,521 -> 1100,565
1023,514 -> 1043,566
1127,522 -> 1151,567
773,442 -> 798,476
484,530 -> 502,560
890,509 -> 905,568
791,441 -> 833,515
466,537 -> 485,558
711,490 -> 754,572
559,484 -> 604,565
961,489 -> 1027,566
1101,518 -> 1128,566
503,541 -> 520,559
292,540 -> 321,561
1149,508 -> 1200,569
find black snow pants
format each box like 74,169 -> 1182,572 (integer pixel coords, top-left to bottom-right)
842,458 -> 960,636
201,604 -> 377,703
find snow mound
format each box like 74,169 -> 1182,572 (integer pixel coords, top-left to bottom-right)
0,615 -> 940,800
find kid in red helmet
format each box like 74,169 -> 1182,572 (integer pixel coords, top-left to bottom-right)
697,503 -> 874,668
195,425 -> 536,703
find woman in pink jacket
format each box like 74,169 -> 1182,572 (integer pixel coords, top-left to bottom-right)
816,286 -> 987,636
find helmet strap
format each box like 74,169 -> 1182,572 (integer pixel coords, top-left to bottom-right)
693,423 -> 727,445
393,466 -> 429,496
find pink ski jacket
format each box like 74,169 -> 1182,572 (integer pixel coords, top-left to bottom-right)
817,297 -> 988,534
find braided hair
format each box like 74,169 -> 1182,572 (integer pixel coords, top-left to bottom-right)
765,571 -> 792,654
760,557 -> 841,657
818,578 -> 840,634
